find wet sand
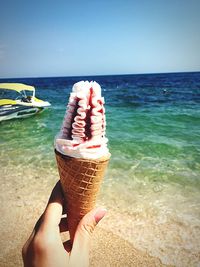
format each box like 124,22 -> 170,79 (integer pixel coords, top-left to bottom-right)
0,167 -> 167,267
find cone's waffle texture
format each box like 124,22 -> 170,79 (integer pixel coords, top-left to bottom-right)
55,149 -> 110,240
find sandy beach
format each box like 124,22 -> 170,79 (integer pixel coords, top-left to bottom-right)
0,165 -> 168,267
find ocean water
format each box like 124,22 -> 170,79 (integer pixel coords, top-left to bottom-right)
0,72 -> 200,266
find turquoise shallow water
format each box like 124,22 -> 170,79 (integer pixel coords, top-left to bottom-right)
109,104 -> 200,186
0,72 -> 200,266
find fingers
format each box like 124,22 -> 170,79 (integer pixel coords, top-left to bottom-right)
41,181 -> 64,229
47,181 -> 64,206
69,207 -> 106,266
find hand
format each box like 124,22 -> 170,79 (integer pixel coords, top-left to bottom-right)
22,182 -> 106,267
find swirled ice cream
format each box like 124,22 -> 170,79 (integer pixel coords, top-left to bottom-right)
55,81 -> 110,159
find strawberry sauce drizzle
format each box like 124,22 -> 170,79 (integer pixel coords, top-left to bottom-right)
68,86 -> 104,149
68,97 -> 79,140
87,145 -> 101,149
84,87 -> 93,140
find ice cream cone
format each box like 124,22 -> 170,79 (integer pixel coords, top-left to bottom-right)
55,149 -> 110,241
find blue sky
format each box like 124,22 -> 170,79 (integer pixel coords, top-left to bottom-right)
0,0 -> 200,78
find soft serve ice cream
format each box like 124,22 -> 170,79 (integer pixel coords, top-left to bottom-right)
55,81 -> 110,159
55,80 -> 110,241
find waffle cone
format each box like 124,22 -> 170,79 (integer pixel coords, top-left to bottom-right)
55,149 -> 110,241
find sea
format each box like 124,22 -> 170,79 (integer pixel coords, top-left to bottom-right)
0,72 -> 200,266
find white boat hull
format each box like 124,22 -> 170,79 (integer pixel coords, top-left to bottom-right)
0,105 -> 44,122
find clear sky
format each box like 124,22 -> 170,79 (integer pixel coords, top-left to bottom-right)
0,0 -> 200,78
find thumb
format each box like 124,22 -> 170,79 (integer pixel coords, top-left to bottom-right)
69,207 -> 106,266
76,207 -> 107,240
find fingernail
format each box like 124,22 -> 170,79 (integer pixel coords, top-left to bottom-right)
94,208 -> 107,224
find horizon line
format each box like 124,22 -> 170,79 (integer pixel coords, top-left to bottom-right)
0,70 -> 199,80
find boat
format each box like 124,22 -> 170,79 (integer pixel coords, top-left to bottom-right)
0,83 -> 51,122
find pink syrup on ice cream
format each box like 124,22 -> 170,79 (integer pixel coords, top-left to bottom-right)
55,81 -> 110,159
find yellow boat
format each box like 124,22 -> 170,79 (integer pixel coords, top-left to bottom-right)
0,83 -> 51,121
